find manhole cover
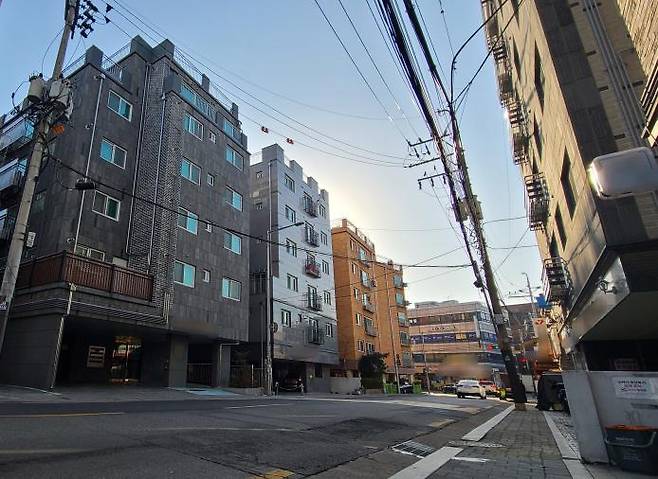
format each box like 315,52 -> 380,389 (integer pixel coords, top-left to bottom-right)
448,440 -> 505,448
391,440 -> 436,458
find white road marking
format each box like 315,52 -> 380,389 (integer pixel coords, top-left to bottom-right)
225,403 -> 292,409
543,411 -> 579,459
461,406 -> 513,441
451,456 -> 490,463
288,397 -> 481,414
388,447 -> 463,479
0,412 -> 124,418
149,426 -> 297,432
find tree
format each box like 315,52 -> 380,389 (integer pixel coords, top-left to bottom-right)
358,353 -> 388,379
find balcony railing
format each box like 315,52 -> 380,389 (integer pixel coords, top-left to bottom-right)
498,70 -> 514,106
508,99 -> 525,127
0,210 -> 16,241
361,277 -> 373,288
543,257 -> 572,304
303,199 -> 318,217
400,336 -> 411,346
16,251 -> 154,301
365,321 -> 378,337
305,292 -> 323,311
363,301 -> 375,314
304,258 -> 321,278
0,159 -> 26,197
307,325 -> 325,345
398,317 -> 410,328
492,41 -> 507,63
305,228 -> 319,247
0,118 -> 34,153
401,354 -> 414,368
525,174 -> 550,231
512,132 -> 529,165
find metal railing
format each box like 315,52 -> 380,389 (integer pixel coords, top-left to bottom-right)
365,321 -> 378,337
0,159 -> 26,195
303,199 -> 318,217
307,325 -> 325,345
543,257 -> 572,304
16,251 -> 154,301
305,228 -> 319,247
305,292 -> 323,311
363,301 -> 375,313
525,173 -> 550,231
0,118 -> 34,153
304,258 -> 321,278
0,212 -> 16,241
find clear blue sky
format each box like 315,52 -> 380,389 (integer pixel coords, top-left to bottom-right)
0,0 -> 542,305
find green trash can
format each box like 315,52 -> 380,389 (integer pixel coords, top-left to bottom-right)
604,425 -> 658,475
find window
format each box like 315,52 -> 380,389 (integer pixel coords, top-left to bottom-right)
555,207 -> 567,248
350,240 -> 355,251
287,274 -> 298,292
100,139 -> 126,168
180,83 -> 216,120
174,260 -> 195,287
207,173 -> 215,187
180,158 -> 200,184
92,191 -> 120,221
255,201 -> 263,210
395,292 -> 405,306
561,152 -> 577,217
285,205 -> 296,223
366,343 -> 375,354
351,263 -> 357,275
318,204 -> 326,218
355,313 -> 362,325
224,231 -> 242,254
108,91 -> 132,120
223,118 -> 240,140
224,187 -> 243,211
209,131 -> 216,143
203,269 -> 211,283
286,239 -> 298,257
75,244 -> 105,261
534,45 -> 545,108
353,288 -> 359,299
533,117 -> 543,159
323,291 -> 332,305
177,207 -> 198,234
513,42 -> 522,79
183,113 -> 203,139
322,260 -> 330,274
225,146 -> 244,171
222,277 -> 241,301
320,231 -> 328,245
284,174 -> 295,191
325,323 -> 334,338
281,309 -> 292,327
357,340 -> 365,352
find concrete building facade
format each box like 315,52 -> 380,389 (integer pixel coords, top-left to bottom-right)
482,0 -> 658,372
0,36 -> 250,388
249,144 -> 338,393
409,301 -> 503,384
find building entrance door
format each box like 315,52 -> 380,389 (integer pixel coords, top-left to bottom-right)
111,336 -> 142,383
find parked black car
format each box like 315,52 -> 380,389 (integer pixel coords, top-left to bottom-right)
441,383 -> 457,394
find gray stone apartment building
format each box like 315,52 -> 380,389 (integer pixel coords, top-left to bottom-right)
482,0 -> 658,371
249,144 -> 338,393
0,36 -> 250,389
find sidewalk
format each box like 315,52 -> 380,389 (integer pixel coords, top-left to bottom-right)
425,407 -> 648,479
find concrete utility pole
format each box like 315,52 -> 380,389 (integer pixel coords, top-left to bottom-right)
0,0 -> 78,354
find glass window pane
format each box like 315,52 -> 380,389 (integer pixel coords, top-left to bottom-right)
106,198 -> 119,219
100,140 -> 113,162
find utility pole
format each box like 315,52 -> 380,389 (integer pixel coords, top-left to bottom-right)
0,0 -> 78,354
396,0 -> 527,406
382,265 -> 400,393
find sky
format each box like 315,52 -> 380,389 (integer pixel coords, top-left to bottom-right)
0,0 -> 542,306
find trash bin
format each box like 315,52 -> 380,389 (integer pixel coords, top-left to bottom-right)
604,425 -> 658,475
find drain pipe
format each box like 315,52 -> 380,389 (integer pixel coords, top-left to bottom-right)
50,283 -> 76,389
72,73 -> 105,253
125,64 -> 150,257
147,93 -> 167,267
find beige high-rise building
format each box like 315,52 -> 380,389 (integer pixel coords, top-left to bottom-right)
482,0 -> 658,372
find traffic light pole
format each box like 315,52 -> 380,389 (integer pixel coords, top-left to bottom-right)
0,0 -> 78,355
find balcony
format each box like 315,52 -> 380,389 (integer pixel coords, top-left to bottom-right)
512,132 -> 529,165
0,209 -> 16,241
525,174 -> 550,231
358,252 -> 370,266
508,99 -> 525,127
393,277 -> 406,289
305,292 -> 323,311
498,70 -> 514,106
305,228 -> 319,247
304,258 -> 321,278
0,119 -> 35,154
361,277 -> 373,288
365,321 -> 378,337
401,354 -> 414,368
16,251 -> 154,301
398,317 -> 410,328
307,325 -> 325,345
492,42 -> 507,63
303,199 -> 318,217
363,301 -> 375,314
400,336 -> 411,346
0,159 -> 27,197
543,257 -> 572,304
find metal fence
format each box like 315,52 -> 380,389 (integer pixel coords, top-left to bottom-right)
187,363 -> 212,386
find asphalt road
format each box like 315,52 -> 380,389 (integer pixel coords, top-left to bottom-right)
0,393 -> 500,478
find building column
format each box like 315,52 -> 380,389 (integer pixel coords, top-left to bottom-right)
211,342 -> 232,387
166,334 -> 188,387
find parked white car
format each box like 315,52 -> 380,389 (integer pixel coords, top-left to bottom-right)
456,379 -> 487,399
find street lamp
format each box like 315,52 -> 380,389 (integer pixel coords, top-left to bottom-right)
264,220 -> 304,395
